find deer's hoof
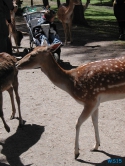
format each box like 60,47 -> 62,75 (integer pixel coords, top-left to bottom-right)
5,125 -> 10,133
19,119 -> 25,127
10,115 -> 15,120
75,152 -> 80,159
90,144 -> 100,152
90,148 -> 97,152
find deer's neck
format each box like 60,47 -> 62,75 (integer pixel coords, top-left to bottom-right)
66,1 -> 75,15
41,56 -> 72,93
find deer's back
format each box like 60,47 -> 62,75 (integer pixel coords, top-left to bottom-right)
68,57 -> 125,102
0,53 -> 17,91
57,4 -> 69,21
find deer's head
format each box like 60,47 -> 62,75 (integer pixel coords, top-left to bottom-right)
16,43 -> 60,69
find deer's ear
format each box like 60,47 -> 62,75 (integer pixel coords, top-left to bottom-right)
48,43 -> 61,52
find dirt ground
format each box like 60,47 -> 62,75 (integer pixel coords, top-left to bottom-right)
0,13 -> 125,166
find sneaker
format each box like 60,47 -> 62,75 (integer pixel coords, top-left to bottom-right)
53,53 -> 59,62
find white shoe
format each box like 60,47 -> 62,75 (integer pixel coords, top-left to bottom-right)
53,53 -> 59,62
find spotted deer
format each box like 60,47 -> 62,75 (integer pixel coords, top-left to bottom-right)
0,53 -> 23,132
57,0 -> 90,45
16,44 -> 124,159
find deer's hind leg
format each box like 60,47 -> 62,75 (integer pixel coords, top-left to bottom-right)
91,108 -> 100,151
12,74 -> 23,127
0,90 -> 10,132
7,86 -> 16,119
68,19 -> 72,43
62,22 -> 68,45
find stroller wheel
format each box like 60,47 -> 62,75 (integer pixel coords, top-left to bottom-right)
23,48 -> 29,57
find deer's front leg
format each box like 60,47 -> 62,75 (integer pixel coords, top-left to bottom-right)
62,22 -> 68,45
75,102 -> 99,159
68,18 -> 72,43
91,108 -> 100,151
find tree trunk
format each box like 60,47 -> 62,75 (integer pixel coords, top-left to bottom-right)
73,5 -> 88,25
42,0 -> 49,7
57,0 -> 61,8
31,0 -> 33,6
73,0 -> 90,26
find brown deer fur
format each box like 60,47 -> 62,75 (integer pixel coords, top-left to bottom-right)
0,52 -> 23,132
57,0 -> 80,45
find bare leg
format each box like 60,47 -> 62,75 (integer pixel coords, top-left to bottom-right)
91,108 -> 100,151
0,91 -> 10,132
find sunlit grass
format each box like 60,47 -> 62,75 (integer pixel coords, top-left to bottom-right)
85,5 -> 115,21
21,0 -> 113,7
21,0 -> 116,23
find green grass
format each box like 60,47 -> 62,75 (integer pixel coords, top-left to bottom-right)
85,5 -> 115,21
21,0 -> 116,27
21,0 -> 113,7
89,0 -> 113,6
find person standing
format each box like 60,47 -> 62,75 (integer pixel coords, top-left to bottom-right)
113,0 -> 125,40
0,0 -> 14,53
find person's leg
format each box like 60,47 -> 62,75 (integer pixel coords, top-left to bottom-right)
39,34 -> 50,46
33,38 -> 41,46
7,37 -> 12,55
55,47 -> 61,60
50,34 -> 62,45
118,21 -> 124,40
114,3 -> 124,40
0,37 -> 8,53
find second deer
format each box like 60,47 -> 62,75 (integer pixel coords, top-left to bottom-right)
16,44 -> 125,159
0,53 -> 23,132
57,0 -> 80,45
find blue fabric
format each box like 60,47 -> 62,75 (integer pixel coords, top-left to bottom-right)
37,17 -> 46,25
34,17 -> 62,46
35,33 -> 62,46
50,34 -> 62,44
39,34 -> 50,45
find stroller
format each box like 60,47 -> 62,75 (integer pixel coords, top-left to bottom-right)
23,5 -> 61,61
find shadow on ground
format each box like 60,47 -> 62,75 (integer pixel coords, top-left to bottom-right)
15,15 -> 120,47
0,124 -> 45,166
77,150 -> 125,166
59,60 -> 77,70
